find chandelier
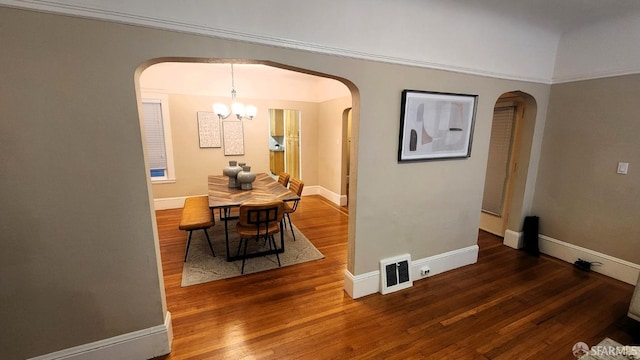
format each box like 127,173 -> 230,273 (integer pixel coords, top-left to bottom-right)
213,64 -> 257,120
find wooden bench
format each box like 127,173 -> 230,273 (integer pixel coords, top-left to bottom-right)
179,196 -> 215,262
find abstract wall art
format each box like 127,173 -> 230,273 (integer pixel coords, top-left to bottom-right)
398,90 -> 478,162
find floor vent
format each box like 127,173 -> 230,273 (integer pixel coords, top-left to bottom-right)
380,254 -> 413,295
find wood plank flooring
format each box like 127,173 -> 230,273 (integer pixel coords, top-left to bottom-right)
154,195 -> 638,359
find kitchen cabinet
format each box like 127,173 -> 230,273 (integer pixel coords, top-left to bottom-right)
270,109 -> 284,137
269,150 -> 284,175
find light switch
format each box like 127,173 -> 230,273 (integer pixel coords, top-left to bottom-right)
617,162 -> 629,175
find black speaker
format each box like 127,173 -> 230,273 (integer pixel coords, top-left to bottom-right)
522,216 -> 540,256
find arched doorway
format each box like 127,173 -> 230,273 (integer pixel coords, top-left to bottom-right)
480,91 -> 537,239
136,57 -> 358,282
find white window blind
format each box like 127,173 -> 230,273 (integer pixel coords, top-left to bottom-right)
482,106 -> 515,216
142,100 -> 167,173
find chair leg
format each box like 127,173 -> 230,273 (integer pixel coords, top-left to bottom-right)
270,235 -> 281,267
203,228 -> 215,257
236,238 -> 243,257
184,231 -> 193,262
241,238 -> 249,274
286,213 -> 296,241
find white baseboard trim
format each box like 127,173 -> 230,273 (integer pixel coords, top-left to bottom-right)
343,245 -> 479,299
302,185 -> 344,207
411,245 -> 479,281
503,229 -> 523,249
344,270 -> 379,299
29,311 -> 173,360
502,230 -> 640,285
538,234 -> 640,285
153,196 -> 189,210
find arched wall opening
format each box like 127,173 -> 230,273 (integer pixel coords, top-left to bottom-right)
481,91 -> 538,247
134,56 -> 360,288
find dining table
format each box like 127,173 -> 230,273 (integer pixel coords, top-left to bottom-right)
208,172 -> 300,262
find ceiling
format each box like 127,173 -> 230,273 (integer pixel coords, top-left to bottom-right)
4,0 -> 640,83
140,62 -> 351,103
446,0 -> 640,34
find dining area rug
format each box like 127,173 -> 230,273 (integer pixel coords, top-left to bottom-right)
181,221 -> 324,287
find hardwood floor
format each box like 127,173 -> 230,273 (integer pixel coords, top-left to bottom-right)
154,195 -> 638,359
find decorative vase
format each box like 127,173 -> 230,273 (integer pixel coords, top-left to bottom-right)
237,166 -> 256,190
238,162 -> 246,168
222,161 -> 242,188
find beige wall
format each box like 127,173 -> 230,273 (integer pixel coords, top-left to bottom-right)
0,9 -> 167,359
532,75 -> 640,264
0,7 -> 551,359
317,96 -> 353,195
149,93 -> 321,199
349,66 -> 549,273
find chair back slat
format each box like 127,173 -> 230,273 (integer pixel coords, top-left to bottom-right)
238,200 -> 284,238
289,178 -> 304,196
278,172 -> 290,187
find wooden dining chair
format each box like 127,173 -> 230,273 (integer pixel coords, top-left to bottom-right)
235,200 -> 285,274
283,178 -> 304,241
277,172 -> 290,187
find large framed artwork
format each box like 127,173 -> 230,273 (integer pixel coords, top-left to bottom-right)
222,120 -> 245,156
398,90 -> 478,162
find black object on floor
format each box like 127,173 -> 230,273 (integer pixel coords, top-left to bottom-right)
522,216 -> 540,256
573,259 -> 592,271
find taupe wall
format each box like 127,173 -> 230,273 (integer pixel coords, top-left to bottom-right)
317,97 -> 353,195
148,93 -> 322,199
533,75 -> 640,264
0,6 -> 550,359
0,9 -> 167,360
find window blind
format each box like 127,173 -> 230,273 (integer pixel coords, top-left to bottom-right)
482,106 -> 515,216
142,101 -> 167,172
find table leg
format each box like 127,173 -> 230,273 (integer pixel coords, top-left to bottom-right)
223,208 -> 230,261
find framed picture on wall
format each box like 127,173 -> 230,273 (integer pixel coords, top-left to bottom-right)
398,90 -> 478,162
222,120 -> 245,156
197,111 -> 221,148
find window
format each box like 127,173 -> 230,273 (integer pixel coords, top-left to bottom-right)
141,93 -> 175,182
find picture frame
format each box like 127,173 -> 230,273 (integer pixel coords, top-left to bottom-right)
398,90 -> 478,162
197,111 -> 221,148
222,120 -> 245,156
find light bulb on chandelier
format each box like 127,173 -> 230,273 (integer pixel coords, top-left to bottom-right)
213,64 -> 257,120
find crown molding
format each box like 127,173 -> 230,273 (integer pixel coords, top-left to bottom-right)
1,0 -> 556,85
552,67 -> 640,84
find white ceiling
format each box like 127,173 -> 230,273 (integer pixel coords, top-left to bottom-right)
140,63 -> 351,103
447,0 -> 640,33
4,0 -> 640,83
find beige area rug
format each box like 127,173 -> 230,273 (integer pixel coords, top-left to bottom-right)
181,220 -> 324,287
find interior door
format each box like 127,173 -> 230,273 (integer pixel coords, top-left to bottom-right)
284,109 -> 300,179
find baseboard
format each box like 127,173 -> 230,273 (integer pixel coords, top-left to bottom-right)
502,230 -> 640,285
538,234 -> 640,285
29,312 -> 172,360
343,245 -> 479,299
411,245 -> 479,281
343,270 -> 379,299
503,229 -> 523,249
303,185 -> 345,206
153,196 -> 189,210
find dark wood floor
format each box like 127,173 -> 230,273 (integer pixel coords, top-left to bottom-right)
154,195 -> 638,359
